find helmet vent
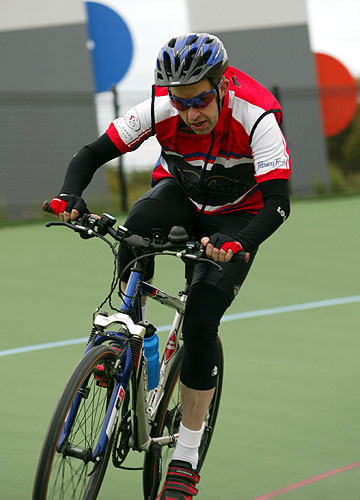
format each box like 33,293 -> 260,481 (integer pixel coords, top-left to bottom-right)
185,34 -> 198,46
168,38 -> 176,48
203,50 -> 212,64
183,55 -> 192,72
189,47 -> 197,58
174,55 -> 181,72
154,33 -> 229,86
192,67 -> 202,77
163,52 -> 172,76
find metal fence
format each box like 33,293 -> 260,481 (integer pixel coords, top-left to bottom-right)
276,84 -> 359,197
0,85 -> 359,221
0,91 -> 108,220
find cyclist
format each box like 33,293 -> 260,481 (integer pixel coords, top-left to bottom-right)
49,33 -> 291,499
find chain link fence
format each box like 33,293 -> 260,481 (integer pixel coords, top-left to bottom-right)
1,85 -> 359,221
276,84 -> 360,196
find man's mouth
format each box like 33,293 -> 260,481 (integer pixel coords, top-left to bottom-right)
190,120 -> 207,130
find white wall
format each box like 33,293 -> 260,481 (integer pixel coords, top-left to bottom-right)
186,0 -> 308,32
0,0 -> 86,31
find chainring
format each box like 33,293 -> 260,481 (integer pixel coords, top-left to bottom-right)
112,410 -> 132,467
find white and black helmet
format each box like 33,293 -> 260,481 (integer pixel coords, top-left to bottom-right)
155,33 -> 229,87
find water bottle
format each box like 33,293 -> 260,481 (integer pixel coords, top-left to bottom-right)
143,329 -> 160,390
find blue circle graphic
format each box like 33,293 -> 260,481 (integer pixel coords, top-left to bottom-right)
86,2 -> 134,92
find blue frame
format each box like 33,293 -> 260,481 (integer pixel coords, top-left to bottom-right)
57,331 -> 132,454
56,265 -> 156,459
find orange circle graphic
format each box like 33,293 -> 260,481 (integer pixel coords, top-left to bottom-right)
314,53 -> 357,137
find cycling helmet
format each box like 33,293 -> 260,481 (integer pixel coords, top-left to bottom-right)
154,33 -> 229,87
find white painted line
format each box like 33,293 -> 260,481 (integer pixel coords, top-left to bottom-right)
1,295 -> 359,358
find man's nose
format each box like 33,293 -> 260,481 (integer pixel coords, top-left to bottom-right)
187,106 -> 201,121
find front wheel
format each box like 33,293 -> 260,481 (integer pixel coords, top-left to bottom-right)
142,338 -> 224,499
32,345 -> 120,500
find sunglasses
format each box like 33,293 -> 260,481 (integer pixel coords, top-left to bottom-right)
169,80 -> 222,111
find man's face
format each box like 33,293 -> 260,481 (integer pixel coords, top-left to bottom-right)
169,78 -> 229,135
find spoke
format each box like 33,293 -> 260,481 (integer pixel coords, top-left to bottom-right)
69,370 -> 110,450
45,355 -> 113,498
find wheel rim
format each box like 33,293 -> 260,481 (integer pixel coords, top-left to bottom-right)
45,357 -> 114,499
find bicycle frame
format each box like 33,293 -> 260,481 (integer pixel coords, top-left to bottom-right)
57,259 -> 188,463
36,216 -> 237,500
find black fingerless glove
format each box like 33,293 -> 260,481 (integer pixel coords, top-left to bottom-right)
208,233 -> 244,253
49,194 -> 89,216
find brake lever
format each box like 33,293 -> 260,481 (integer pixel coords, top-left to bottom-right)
45,220 -> 91,236
196,257 -> 223,271
177,252 -> 223,271
46,221 -> 73,229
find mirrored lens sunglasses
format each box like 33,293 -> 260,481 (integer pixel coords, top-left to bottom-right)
169,89 -> 217,111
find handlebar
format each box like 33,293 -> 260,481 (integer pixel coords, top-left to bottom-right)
42,200 -> 52,213
42,202 -> 250,264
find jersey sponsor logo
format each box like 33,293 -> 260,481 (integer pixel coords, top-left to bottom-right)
258,158 -> 285,170
277,206 -> 287,221
124,109 -> 141,132
115,116 -> 134,143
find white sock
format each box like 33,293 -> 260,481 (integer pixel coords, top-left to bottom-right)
172,422 -> 205,470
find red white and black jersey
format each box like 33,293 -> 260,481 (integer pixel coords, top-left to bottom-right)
106,66 -> 291,216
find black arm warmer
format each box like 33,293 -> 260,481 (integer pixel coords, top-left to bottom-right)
60,133 -> 121,196
235,179 -> 290,251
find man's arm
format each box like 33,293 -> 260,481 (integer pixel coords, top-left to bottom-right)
236,109 -> 291,250
234,178 -> 290,250
201,179 -> 290,261
50,98 -> 155,221
60,133 -> 121,196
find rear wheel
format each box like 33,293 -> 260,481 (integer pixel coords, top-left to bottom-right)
142,338 -> 224,499
32,345 -> 121,499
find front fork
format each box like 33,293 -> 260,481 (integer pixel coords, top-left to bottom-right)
57,333 -> 132,456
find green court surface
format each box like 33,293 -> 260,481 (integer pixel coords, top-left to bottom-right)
1,196 -> 359,499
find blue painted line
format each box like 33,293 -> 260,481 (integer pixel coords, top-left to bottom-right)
1,296 -> 359,358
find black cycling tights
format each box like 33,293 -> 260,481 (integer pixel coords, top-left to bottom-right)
180,282 -> 231,391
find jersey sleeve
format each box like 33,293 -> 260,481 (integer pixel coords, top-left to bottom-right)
106,98 -> 153,154
250,113 -> 291,182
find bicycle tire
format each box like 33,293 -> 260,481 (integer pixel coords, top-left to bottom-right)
32,344 -> 124,500
142,337 -> 224,499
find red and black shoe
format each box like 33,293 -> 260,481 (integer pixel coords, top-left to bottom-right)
156,460 -> 200,499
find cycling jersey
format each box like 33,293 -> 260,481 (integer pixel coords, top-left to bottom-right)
106,66 -> 291,216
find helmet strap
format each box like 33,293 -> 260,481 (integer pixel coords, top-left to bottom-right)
208,77 -> 222,115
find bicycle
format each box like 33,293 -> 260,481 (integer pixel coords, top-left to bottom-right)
32,210 -> 250,499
